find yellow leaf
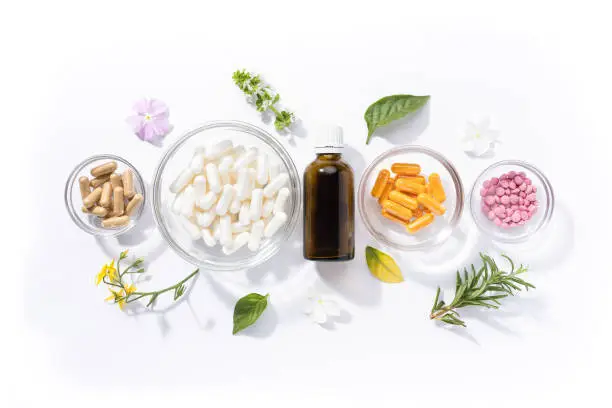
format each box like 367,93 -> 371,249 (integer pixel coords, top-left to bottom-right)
365,246 -> 404,283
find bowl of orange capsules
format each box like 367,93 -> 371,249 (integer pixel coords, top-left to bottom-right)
358,145 -> 464,250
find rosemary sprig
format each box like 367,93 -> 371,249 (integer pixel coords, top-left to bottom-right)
430,253 -> 534,327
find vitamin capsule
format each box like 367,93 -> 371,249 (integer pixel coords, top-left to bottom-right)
206,140 -> 233,160
249,188 -> 264,220
256,154 -> 269,185
219,215 -> 232,246
198,191 -> 217,211
230,222 -> 248,234
264,211 -> 287,237
248,220 -> 265,251
388,190 -> 418,210
196,210 -> 215,228
113,187 -> 125,216
83,187 -> 103,208
229,194 -> 242,214
90,175 -> 110,189
190,153 -> 205,174
102,215 -> 130,228
178,216 -> 201,240
396,175 -> 426,184
192,175 -> 207,199
378,179 -> 395,205
78,176 -> 91,199
248,168 -> 257,193
122,169 -> 135,199
381,209 -> 408,225
391,163 -> 421,176
381,200 -> 413,222
428,173 -> 446,203
396,178 -> 426,195
417,193 -> 446,215
201,228 -> 217,247
99,182 -> 113,208
91,206 -> 109,217
263,173 -> 289,198
223,231 -> 250,255
110,173 -> 122,190
262,198 -> 275,218
205,163 -> 222,194
230,145 -> 246,159
125,193 -> 144,216
234,168 -> 250,200
91,161 -> 117,178
370,169 -> 390,198
273,187 -> 290,214
180,185 -> 196,216
170,168 -> 195,193
218,156 -> 234,185
406,213 -> 435,234
233,148 -> 257,170
268,162 -> 281,181
81,206 -> 91,213
413,207 -> 424,218
215,184 -> 235,216
212,219 -> 221,240
239,201 -> 251,225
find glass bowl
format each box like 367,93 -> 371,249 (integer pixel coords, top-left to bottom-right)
64,154 -> 146,237
152,120 -> 301,271
469,160 -> 554,243
358,145 -> 464,250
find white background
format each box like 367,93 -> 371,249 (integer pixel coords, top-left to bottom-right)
3,0 -> 612,406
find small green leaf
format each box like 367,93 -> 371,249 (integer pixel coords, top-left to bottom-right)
364,94 -> 430,144
365,246 -> 404,283
232,293 -> 270,335
431,287 -> 441,314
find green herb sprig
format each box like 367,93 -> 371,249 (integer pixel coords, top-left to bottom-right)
430,253 -> 534,327
232,69 -> 295,131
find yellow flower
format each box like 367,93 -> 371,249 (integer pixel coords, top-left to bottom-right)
125,284 -> 137,295
105,288 -> 127,311
96,259 -> 118,286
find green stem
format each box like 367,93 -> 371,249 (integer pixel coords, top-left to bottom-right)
430,306 -> 454,321
126,269 -> 200,304
269,106 -> 280,116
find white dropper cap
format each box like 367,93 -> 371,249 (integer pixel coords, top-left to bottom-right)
315,124 -> 344,154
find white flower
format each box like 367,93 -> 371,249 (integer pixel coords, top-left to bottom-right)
462,117 -> 499,156
304,289 -> 341,324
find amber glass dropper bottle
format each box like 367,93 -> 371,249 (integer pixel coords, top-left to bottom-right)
303,125 -> 355,261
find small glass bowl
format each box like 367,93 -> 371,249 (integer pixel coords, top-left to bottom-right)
358,145 -> 464,250
151,120 -> 301,271
64,154 -> 146,237
470,160 -> 554,243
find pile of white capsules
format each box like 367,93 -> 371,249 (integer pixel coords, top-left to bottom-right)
169,140 -> 290,255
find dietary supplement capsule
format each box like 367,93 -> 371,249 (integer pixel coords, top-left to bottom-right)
102,215 -> 130,228
233,148 -> 257,171
90,175 -> 110,189
417,193 -> 446,216
396,178 -> 427,195
205,163 -> 222,194
91,161 -> 118,178
113,187 -> 125,216
406,213 -> 435,233
264,211 -> 287,237
125,193 -> 144,216
248,220 -> 265,251
263,173 -> 289,198
371,169 -> 390,198
396,175 -> 426,184
91,206 -> 109,217
218,156 -> 234,185
198,191 -> 217,211
110,173 -> 122,190
83,187 -> 103,208
381,199 -> 413,222
256,154 -> 269,185
273,187 -> 290,214
378,179 -> 396,205
239,201 -> 251,226
196,210 -> 215,228
249,188 -> 264,220
122,169 -> 135,199
99,182 -> 113,208
381,209 -> 408,225
428,173 -> 446,203
190,153 -> 205,174
388,190 -> 418,210
170,168 -> 195,194
215,184 -> 235,216
79,176 -> 91,199
201,228 -> 216,247
219,215 -> 233,246
391,163 -> 421,176
206,140 -> 233,160
223,231 -> 251,255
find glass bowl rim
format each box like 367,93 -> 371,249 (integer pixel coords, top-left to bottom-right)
64,153 -> 146,237
151,120 -> 302,271
358,144 -> 465,251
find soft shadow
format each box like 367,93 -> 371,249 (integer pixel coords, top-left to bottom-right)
290,118 -> 308,139
237,304 -> 278,338
371,103 -> 430,145
342,144 -> 367,182
187,297 -> 216,331
465,148 -> 497,160
319,309 -> 352,331
245,228 -> 304,284
438,323 -> 480,345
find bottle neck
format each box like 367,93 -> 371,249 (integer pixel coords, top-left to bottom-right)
316,152 -> 342,161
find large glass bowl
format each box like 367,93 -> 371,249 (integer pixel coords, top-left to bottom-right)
469,160 -> 554,243
152,121 -> 301,271
358,145 -> 464,250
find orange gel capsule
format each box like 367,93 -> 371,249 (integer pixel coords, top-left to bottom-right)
413,207 -> 424,218
396,178 -> 427,195
391,163 -> 421,176
396,175 -> 426,184
381,209 -> 408,225
428,173 -> 446,203
382,199 -> 413,222
388,190 -> 418,210
417,193 -> 446,216
378,179 -> 396,204
371,169 -> 390,198
406,213 -> 435,233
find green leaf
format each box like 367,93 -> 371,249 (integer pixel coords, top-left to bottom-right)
440,314 -> 466,327
365,246 -> 404,283
232,293 -> 270,335
431,287 -> 441,314
364,94 -> 430,144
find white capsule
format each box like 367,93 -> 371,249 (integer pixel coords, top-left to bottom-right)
215,184 -> 234,216
262,198 -> 275,218
235,168 -> 250,200
206,140 -> 233,160
197,191 -> 217,210
193,175 -> 207,199
249,188 -> 264,221
256,154 -> 269,185
231,145 -> 246,159
218,156 -> 234,185
248,220 -> 265,251
178,216 -> 201,240
205,163 -> 222,194
232,222 -> 250,233
190,154 -> 205,174
201,228 -> 216,247
273,187 -> 290,214
263,173 -> 289,198
171,192 -> 184,214
219,215 -> 232,246
223,232 -> 250,255
180,185 -> 196,217
239,201 -> 251,225
229,194 -> 242,214
232,147 -> 257,170
264,211 -> 287,237
268,162 -> 281,181
212,219 -> 221,240
169,168 -> 194,193
196,211 -> 215,227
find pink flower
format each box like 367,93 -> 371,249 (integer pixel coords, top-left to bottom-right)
126,98 -> 171,143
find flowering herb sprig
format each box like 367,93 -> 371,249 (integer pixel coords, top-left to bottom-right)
96,250 -> 199,311
232,69 -> 295,131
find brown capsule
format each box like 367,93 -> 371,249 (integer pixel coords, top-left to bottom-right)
99,182 -> 113,208
90,175 -> 110,188
81,206 -> 91,213
110,173 -> 122,189
122,169 -> 135,199
91,206 -> 109,217
78,176 -> 91,199
91,161 -> 118,178
125,193 -> 144,216
102,215 -> 130,228
83,187 -> 103,208
112,187 -> 125,216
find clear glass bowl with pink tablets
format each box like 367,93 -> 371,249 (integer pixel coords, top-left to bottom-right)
152,121 -> 301,271
469,160 -> 554,243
